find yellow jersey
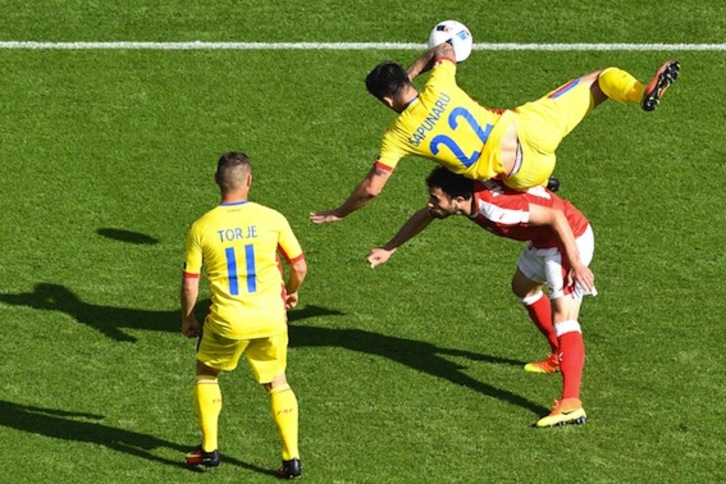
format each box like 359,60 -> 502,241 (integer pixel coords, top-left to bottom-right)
183,201 -> 304,339
377,56 -> 514,181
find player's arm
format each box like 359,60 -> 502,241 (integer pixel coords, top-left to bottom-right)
310,164 -> 392,224
407,42 -> 456,81
284,256 -> 308,309
527,204 -> 595,292
367,207 -> 435,268
180,274 -> 201,338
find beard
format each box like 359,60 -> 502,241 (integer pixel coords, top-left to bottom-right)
429,209 -> 452,219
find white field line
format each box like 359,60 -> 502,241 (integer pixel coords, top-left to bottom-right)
0,41 -> 724,51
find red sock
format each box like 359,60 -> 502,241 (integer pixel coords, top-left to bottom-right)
522,292 -> 558,353
556,321 -> 585,400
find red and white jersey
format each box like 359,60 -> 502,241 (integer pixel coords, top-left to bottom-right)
469,180 -> 589,249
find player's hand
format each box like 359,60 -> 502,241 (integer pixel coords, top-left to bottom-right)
568,263 -> 595,294
310,209 -> 343,224
367,248 -> 394,268
181,316 -> 201,339
285,292 -> 299,310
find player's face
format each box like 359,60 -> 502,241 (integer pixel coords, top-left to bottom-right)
427,187 -> 457,219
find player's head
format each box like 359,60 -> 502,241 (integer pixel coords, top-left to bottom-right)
216,151 -> 252,194
366,61 -> 414,110
425,167 -> 474,218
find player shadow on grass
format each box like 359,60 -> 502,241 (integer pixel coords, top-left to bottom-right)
0,283 -> 344,343
0,400 -> 271,475
288,324 -> 549,415
0,283 -> 182,342
1,284 -> 545,414
96,227 -> 160,245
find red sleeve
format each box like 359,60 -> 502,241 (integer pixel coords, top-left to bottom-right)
278,245 -> 305,265
374,161 -> 394,172
434,56 -> 457,67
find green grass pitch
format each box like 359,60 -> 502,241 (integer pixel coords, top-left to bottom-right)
0,1 -> 724,482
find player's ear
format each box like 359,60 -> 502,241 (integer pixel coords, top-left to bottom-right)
454,195 -> 468,210
246,173 -> 252,187
381,95 -> 395,109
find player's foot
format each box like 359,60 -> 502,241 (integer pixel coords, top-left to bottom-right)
641,60 -> 680,111
275,457 -> 302,479
524,353 -> 560,374
536,398 -> 587,428
546,176 -> 560,193
185,445 -> 220,467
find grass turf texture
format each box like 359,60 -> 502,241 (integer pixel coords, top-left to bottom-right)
0,1 -> 724,482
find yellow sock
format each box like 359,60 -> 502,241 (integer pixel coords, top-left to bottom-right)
269,384 -> 299,460
598,67 -> 644,103
193,376 -> 222,452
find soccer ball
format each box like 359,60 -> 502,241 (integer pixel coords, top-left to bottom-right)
428,20 -> 473,62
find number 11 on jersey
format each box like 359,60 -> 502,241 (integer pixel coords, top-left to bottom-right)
224,244 -> 257,295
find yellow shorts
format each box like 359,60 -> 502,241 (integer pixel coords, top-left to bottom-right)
197,328 -> 289,384
505,77 -> 596,190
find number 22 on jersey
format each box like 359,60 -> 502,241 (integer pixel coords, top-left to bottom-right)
429,107 -> 493,169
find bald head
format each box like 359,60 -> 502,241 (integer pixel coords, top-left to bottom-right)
216,152 -> 252,194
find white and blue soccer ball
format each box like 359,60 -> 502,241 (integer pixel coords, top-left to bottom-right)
428,20 -> 473,62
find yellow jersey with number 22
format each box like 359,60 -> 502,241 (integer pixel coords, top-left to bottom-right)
376,56 -> 514,182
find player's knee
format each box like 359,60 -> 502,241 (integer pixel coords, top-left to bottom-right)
264,373 -> 289,393
511,271 -> 539,299
553,320 -> 582,337
195,359 -> 220,377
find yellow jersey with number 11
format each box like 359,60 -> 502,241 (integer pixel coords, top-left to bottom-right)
183,201 -> 304,340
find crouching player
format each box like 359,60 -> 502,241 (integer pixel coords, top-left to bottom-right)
367,166 -> 597,427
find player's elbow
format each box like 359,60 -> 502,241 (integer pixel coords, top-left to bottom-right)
292,259 -> 308,283
364,184 -> 383,199
181,277 -> 199,298
364,176 -> 387,198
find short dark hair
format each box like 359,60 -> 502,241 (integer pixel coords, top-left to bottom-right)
216,151 -> 251,191
365,61 -> 411,99
425,167 -> 474,199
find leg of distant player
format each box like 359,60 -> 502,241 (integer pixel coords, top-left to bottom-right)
247,333 -> 302,478
266,374 -> 300,461
193,361 -> 223,453
511,269 -> 560,373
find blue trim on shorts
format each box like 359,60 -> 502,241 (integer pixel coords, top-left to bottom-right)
549,78 -> 580,99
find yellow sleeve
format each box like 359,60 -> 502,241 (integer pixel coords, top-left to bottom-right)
376,127 -> 408,170
183,221 -> 204,275
276,214 -> 304,263
426,56 -> 457,87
